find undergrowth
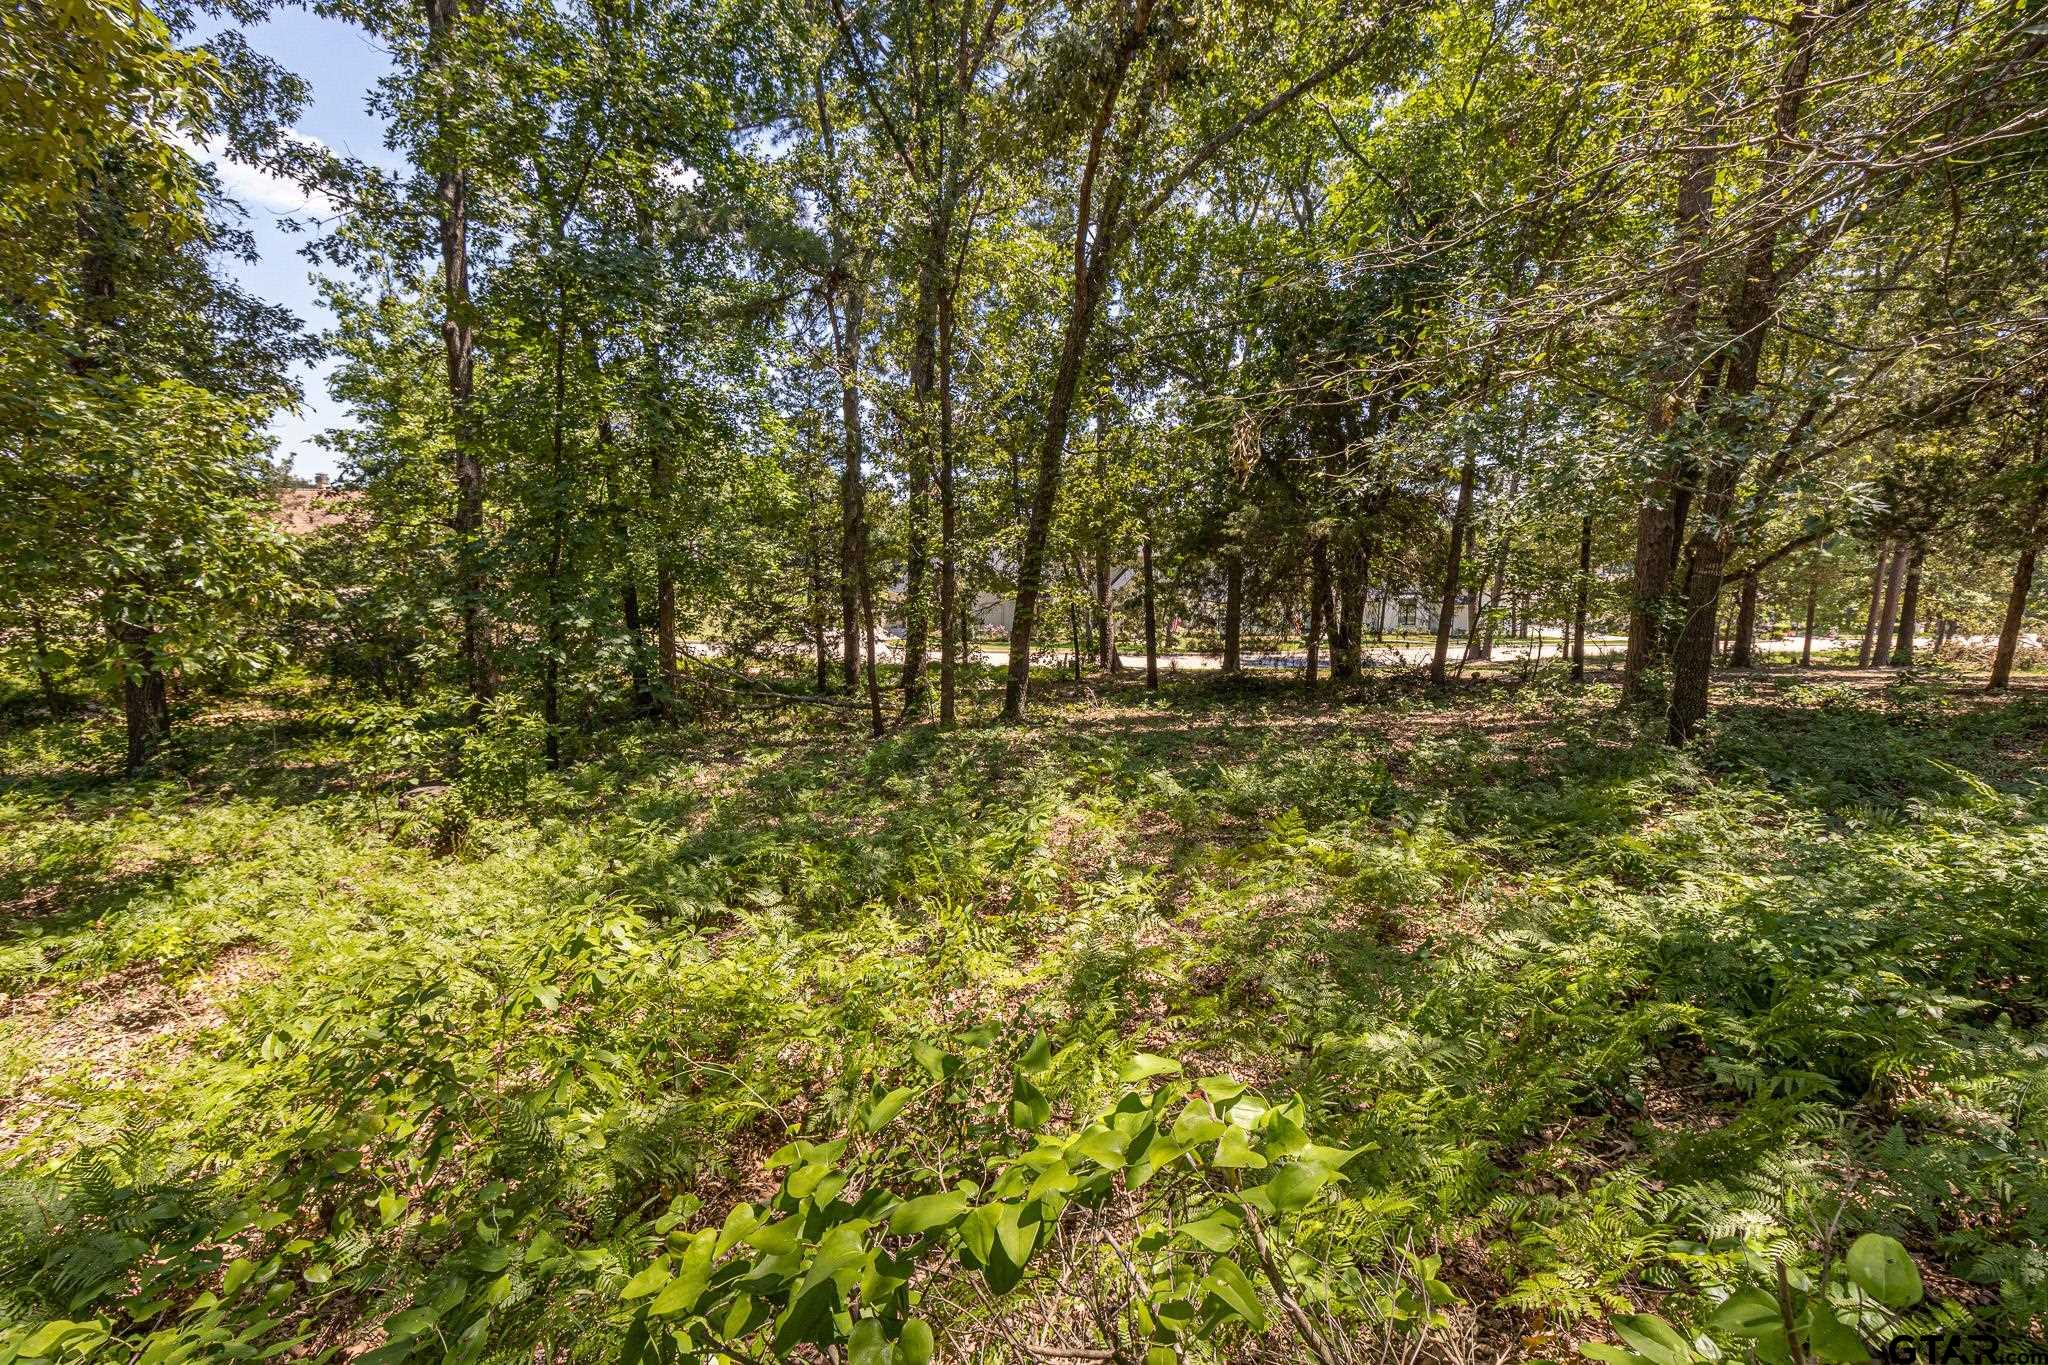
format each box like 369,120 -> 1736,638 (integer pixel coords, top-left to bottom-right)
0,670 -> 2042,1361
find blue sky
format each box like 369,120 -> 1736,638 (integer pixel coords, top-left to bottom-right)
190,7 -> 398,480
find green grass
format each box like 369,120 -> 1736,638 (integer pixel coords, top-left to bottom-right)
1,668 -> 2043,1361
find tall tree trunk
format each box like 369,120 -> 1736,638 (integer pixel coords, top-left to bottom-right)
1221,554 -> 1243,674
1571,514 -> 1591,684
1621,136 -> 1722,707
28,607 -> 61,714
1857,544 -> 1890,666
860,557 -> 884,738
1141,532 -> 1159,690
937,263 -> 961,727
110,606 -> 167,774
1430,452 -> 1476,685
1989,543 -> 2038,692
900,215 -> 949,718
809,528 -> 830,695
1729,572 -> 1760,668
1801,581 -> 1816,667
832,285 -> 867,694
425,0 -> 490,720
1889,541 -> 1924,666
1306,537 -> 1328,688
542,283 -> 569,771
1872,547 -> 1907,667
1002,288 -> 1102,718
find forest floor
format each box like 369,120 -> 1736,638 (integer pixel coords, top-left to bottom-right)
1,664 -> 2044,1361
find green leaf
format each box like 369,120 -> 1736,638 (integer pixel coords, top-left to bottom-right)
1011,1074 -> 1051,1130
1176,1208 -> 1242,1252
384,1306 -> 439,1341
863,1086 -> 919,1132
1709,1288 -> 1784,1338
1612,1313 -> 1691,1365
1256,1160 -> 1341,1213
1845,1235 -> 1922,1308
995,1202 -> 1038,1268
1805,1305 -> 1870,1363
897,1319 -> 935,1365
888,1191 -> 970,1237
1212,1127 -> 1266,1169
1120,1052 -> 1182,1083
1069,1125 -> 1129,1169
620,1259 -> 670,1300
1201,1258 -> 1267,1333
911,1042 -> 953,1082
1018,1031 -> 1053,1076
959,1205 -> 998,1265
650,1230 -> 717,1317
848,1318 -> 890,1365
222,1259 -> 257,1295
744,1216 -> 803,1256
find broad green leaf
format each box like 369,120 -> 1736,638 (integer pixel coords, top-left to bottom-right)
848,1318 -> 890,1365
1201,1258 -> 1267,1333
1069,1125 -> 1129,1169
620,1259 -> 669,1300
744,1216 -> 803,1256
1212,1127 -> 1266,1169
889,1191 -> 970,1236
1018,1031 -> 1053,1076
1120,1052 -> 1182,1083
862,1087 -> 918,1132
1709,1288 -> 1783,1338
1612,1313 -> 1691,1365
1805,1306 -> 1870,1363
898,1319 -> 935,1365
1845,1235 -> 1922,1308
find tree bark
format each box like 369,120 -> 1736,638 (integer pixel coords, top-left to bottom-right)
1306,536 -> 1328,688
1430,452 -> 1476,685
937,259 -> 961,727
1222,554 -> 1243,674
1729,572 -> 1760,669
1801,581 -> 1816,667
424,0 -> 490,720
1889,541 -> 1924,666
28,607 -> 61,714
1872,546 -> 1907,667
832,283 -> 868,694
1857,544 -> 1890,666
1989,543 -> 2036,692
1142,532 -> 1159,690
1571,514 -> 1591,684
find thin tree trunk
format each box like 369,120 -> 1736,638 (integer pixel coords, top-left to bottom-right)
1571,514 -> 1591,684
1729,572 -> 1760,669
1142,532 -> 1159,690
1889,541 -> 1924,666
1430,452 -> 1476,685
860,560 -> 884,738
28,607 -> 61,713
1801,581 -> 1816,667
1222,554 -> 1243,674
937,265 -> 961,727
1872,547 -> 1907,667
1306,537 -> 1328,688
542,282 -> 569,771
1857,545 -> 1890,666
832,285 -> 867,693
425,0 -> 489,720
1989,543 -> 2038,692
